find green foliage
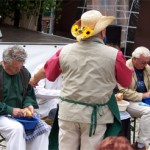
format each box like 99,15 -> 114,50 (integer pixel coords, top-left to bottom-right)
0,0 -> 15,22
42,0 -> 62,23
0,0 -> 42,22
43,0 -> 54,13
0,0 -> 62,25
42,0 -> 61,14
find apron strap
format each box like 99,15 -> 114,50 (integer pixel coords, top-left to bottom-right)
104,93 -> 122,137
60,96 -> 108,137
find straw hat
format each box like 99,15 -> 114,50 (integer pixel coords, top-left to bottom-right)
71,10 -> 115,41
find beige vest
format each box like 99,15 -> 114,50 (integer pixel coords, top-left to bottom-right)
59,37 -> 118,124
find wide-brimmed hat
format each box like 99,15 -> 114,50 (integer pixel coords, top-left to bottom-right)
71,10 -> 115,41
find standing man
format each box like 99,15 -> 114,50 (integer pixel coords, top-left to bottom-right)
30,10 -> 132,150
118,46 -> 150,150
0,45 -> 50,150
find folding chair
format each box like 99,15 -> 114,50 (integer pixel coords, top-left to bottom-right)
130,117 -> 137,144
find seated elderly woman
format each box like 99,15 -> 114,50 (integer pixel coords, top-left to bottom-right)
0,45 -> 50,150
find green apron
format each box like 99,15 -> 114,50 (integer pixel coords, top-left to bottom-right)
104,93 -> 122,137
48,93 -> 122,150
49,106 -> 59,150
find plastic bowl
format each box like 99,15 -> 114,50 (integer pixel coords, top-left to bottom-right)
14,116 -> 39,130
142,97 -> 150,105
117,100 -> 129,111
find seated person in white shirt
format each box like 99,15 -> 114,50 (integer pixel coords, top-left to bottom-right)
32,63 -> 61,123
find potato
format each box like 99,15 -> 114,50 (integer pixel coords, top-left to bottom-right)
23,108 -> 32,116
115,93 -> 123,101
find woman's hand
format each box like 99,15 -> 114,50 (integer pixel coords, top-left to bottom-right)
12,108 -> 24,117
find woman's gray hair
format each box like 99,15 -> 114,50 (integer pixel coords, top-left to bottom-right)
132,46 -> 150,58
3,45 -> 27,65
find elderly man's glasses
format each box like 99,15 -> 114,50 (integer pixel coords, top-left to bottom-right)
136,58 -> 150,65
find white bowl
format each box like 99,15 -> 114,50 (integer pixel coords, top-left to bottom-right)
117,100 -> 129,111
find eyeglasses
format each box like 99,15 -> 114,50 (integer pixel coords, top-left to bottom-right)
136,58 -> 150,65
140,61 -> 149,65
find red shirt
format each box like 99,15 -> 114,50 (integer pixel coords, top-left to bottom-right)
44,48 -> 132,87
